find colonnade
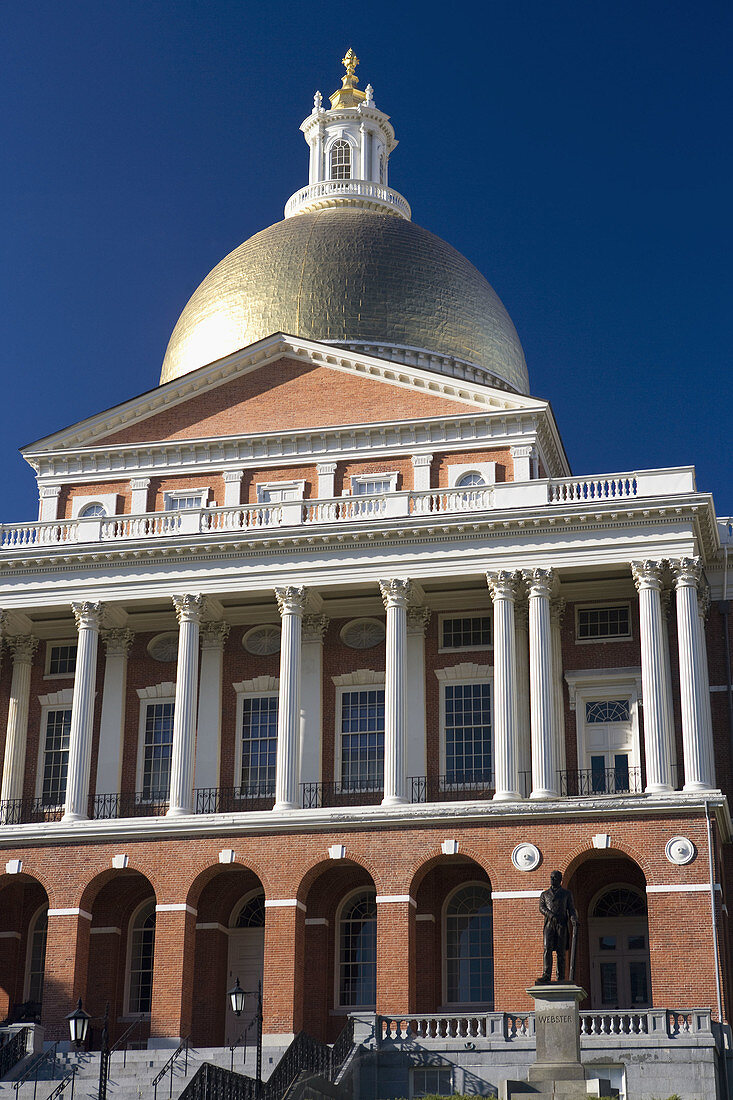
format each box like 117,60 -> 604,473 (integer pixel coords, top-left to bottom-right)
0,558 -> 718,821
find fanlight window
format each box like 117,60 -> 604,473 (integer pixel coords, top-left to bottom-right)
128,901 -> 156,1014
338,890 -> 377,1008
330,140 -> 351,180
455,472 -> 486,488
79,502 -> 107,518
445,883 -> 494,1005
585,700 -> 631,724
592,887 -> 647,918
235,892 -> 265,928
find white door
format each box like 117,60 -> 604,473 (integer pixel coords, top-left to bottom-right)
583,699 -> 635,792
589,918 -> 651,1010
226,928 -> 265,1044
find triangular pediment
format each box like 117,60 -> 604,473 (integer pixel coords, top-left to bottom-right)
23,334 -> 548,454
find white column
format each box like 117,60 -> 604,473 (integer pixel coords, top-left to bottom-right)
631,561 -> 675,793
550,598 -> 567,779
1,636 -> 39,806
95,628 -> 134,798
411,454 -> 433,492
697,587 -> 716,787
274,586 -> 307,810
359,122 -> 368,178
514,601 -> 531,795
315,124 -> 324,182
379,578 -> 412,806
129,478 -> 151,514
673,558 -> 714,791
526,568 -> 558,799
316,463 -> 337,499
660,589 -> 679,788
300,614 -> 328,789
222,470 -> 243,507
406,605 -> 430,795
63,602 -> 104,821
167,594 -> 205,816
510,444 -> 536,482
195,622 -> 230,793
487,571 -> 521,801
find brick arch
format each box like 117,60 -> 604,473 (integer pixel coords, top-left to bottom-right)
0,873 -> 50,1023
563,841 -> 650,884
0,869 -> 54,907
185,859 -> 269,913
78,866 -> 157,916
295,854 -> 378,905
407,847 -> 495,899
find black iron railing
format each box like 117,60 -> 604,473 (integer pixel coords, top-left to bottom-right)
0,1028 -> 30,1080
558,766 -> 642,797
12,1041 -> 60,1098
330,1016 -> 355,1079
0,799 -> 63,825
93,792 -> 169,819
152,1037 -> 189,1100
265,1031 -> 330,1098
179,1061 -> 260,1100
195,785 -> 275,814
301,779 -> 383,808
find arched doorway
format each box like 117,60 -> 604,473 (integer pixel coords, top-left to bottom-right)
0,875 -> 49,1023
226,890 -> 265,1044
588,885 -> 651,1010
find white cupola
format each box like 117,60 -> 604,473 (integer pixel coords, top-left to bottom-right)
284,49 -> 411,220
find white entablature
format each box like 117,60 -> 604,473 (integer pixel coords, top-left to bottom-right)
285,49 -> 410,220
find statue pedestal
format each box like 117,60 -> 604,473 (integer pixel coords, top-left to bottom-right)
499,984 -> 613,1099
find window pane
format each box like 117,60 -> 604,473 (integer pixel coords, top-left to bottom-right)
577,606 -> 630,639
628,934 -> 646,951
165,494 -> 202,511
442,616 -> 491,649
413,1067 -> 452,1098
330,140 -> 351,180
445,683 -> 492,784
352,478 -> 392,495
42,709 -> 71,805
340,690 -> 384,789
27,910 -> 48,1006
339,892 -> 376,1007
446,885 -> 493,1004
143,702 -> 174,798
599,962 -> 618,1005
241,695 -> 277,790
629,961 -> 649,1005
129,904 -> 156,1014
48,644 -> 77,676
585,700 -> 631,723
590,755 -> 606,792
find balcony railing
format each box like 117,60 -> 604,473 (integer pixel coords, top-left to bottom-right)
194,784 -> 275,813
93,791 -> 170,818
0,467 -> 696,552
301,779 -> 383,808
0,798 -> 63,825
558,767 -> 643,797
410,772 -> 532,802
284,179 -> 411,219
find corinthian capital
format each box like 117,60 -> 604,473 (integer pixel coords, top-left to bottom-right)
102,628 -> 135,658
8,635 -> 39,664
486,570 -> 520,602
631,560 -> 665,592
72,601 -> 104,631
407,605 -> 431,636
302,614 -> 329,644
274,586 -> 308,616
379,578 -> 413,610
172,594 -> 206,625
671,556 -> 703,589
523,567 -> 556,599
550,597 -> 566,628
199,621 -> 230,650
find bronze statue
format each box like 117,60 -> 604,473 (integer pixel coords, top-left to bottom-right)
538,870 -> 578,983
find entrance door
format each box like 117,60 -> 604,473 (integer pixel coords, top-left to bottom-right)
590,919 -> 651,1009
226,928 -> 265,1043
583,699 -> 635,792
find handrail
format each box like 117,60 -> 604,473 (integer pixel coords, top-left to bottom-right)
44,1065 -> 76,1100
152,1037 -> 189,1100
0,1028 -> 30,1082
108,1013 -> 146,1067
13,1042 -> 59,1097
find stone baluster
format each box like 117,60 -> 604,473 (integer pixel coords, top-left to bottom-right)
379,579 -> 412,806
167,594 -> 206,816
487,571 -> 521,801
274,586 -> 308,810
195,622 -> 230,793
673,558 -> 714,790
631,561 -> 674,793
525,569 -> 558,799
1,635 -> 39,808
96,628 -> 135,799
63,602 -> 104,821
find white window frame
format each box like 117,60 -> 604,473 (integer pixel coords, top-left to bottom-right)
123,897 -> 156,1019
44,639 -> 78,679
446,461 -> 497,488
564,669 -> 642,780
347,472 -> 398,496
232,677 -> 280,793
411,1066 -> 454,1099
332,671 -> 386,791
326,135 -> 356,181
163,487 -> 210,511
23,903 -> 49,1004
35,690 -> 74,805
334,886 -> 378,1012
435,665 -> 494,785
136,684 -> 176,799
442,880 -> 494,1009
575,602 -> 633,644
438,612 -> 493,653
255,480 -> 306,504
70,493 -> 119,519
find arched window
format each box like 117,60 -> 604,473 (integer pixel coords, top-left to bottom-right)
79,502 -> 107,518
589,884 -> 650,1009
234,892 -> 265,928
330,140 -> 351,180
128,900 -> 156,1014
338,889 -> 377,1008
455,472 -> 486,488
592,886 -> 647,918
25,906 -> 48,1007
444,883 -> 493,1006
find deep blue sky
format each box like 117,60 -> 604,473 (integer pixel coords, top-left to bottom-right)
1,1 -> 730,521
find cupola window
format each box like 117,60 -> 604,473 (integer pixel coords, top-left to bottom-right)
330,140 -> 351,180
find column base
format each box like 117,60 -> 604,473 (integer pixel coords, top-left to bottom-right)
166,805 -> 193,817
381,794 -> 409,807
493,790 -> 521,802
530,789 -> 557,801
683,780 -> 714,793
645,782 -> 675,795
61,810 -> 88,823
273,800 -> 298,812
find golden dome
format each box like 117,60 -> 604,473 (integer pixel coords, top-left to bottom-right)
160,209 -> 529,394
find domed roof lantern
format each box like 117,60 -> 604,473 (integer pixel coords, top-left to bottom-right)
284,50 -> 411,220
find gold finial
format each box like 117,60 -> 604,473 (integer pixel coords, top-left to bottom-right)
330,47 -> 366,109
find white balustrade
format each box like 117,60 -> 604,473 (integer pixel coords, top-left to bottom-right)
284,179 -> 411,219
548,475 -> 638,503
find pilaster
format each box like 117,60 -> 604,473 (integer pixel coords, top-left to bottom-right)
222,470 -> 244,507
195,621 -> 230,792
410,454 -> 433,492
406,605 -> 430,787
300,614 -> 329,789
1,636 -> 39,807
632,560 -> 675,793
96,628 -> 134,798
550,597 -> 567,777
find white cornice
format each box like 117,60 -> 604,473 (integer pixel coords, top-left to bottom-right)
22,334 -> 545,457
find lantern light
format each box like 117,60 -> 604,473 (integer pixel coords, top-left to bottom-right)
66,998 -> 91,1046
228,977 -> 246,1017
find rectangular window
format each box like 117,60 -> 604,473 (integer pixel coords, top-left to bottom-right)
41,709 -> 71,806
142,702 -> 174,799
444,682 -> 492,784
352,478 -> 392,495
164,492 -> 205,511
412,1067 -> 453,1098
257,483 -> 303,503
241,695 -> 278,791
577,604 -> 631,641
340,689 -> 385,791
47,643 -> 77,677
441,614 -> 492,650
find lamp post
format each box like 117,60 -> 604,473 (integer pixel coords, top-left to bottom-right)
65,999 -> 90,1048
227,978 -> 263,1096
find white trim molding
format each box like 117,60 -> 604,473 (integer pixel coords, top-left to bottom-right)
264,899 -> 307,911
491,890 -> 543,900
332,669 -> 386,687
155,903 -> 197,914
48,908 -> 92,920
90,926 -> 122,935
375,895 -> 416,906
646,883 -> 719,894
